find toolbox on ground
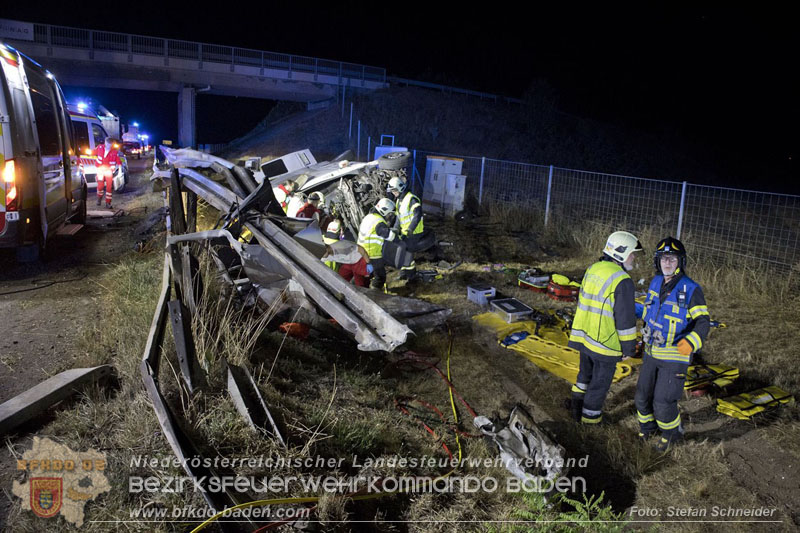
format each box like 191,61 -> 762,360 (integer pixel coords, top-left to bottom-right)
467,284 -> 496,306
490,298 -> 533,323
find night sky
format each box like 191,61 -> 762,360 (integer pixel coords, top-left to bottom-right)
2,6 -> 797,192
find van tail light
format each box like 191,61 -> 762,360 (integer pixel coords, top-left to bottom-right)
3,159 -> 18,211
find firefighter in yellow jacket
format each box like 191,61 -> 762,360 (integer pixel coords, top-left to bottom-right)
387,177 -> 424,280
568,231 -> 643,424
357,198 -> 397,289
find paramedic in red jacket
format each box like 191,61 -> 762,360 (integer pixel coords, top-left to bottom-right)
95,137 -> 121,208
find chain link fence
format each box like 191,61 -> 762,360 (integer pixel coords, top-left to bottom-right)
343,107 -> 800,275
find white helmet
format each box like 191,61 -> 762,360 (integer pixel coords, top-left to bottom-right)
375,198 -> 396,217
308,191 -> 324,204
326,219 -> 341,233
603,231 -> 643,263
386,177 -> 405,194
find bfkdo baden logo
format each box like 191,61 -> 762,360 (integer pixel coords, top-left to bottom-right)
30,477 -> 63,518
12,437 -> 110,526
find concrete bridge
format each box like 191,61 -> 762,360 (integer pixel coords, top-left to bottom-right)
0,19 -> 387,147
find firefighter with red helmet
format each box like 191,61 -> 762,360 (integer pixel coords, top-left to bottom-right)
95,137 -> 120,208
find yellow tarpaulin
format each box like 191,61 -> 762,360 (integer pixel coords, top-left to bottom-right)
473,312 -> 632,383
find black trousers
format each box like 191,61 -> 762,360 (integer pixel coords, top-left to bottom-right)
634,353 -> 687,439
571,350 -> 619,423
369,258 -> 387,288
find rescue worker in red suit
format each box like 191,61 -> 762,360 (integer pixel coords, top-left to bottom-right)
321,219 -> 373,287
296,192 -> 324,220
95,137 -> 120,208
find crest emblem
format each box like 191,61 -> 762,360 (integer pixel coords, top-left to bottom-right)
30,478 -> 62,518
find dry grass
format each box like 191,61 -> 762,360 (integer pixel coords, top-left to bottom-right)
7,194 -> 798,531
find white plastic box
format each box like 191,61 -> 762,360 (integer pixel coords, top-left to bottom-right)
467,284 -> 496,306
491,298 -> 534,323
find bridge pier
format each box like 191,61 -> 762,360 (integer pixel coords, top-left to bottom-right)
177,86 -> 196,148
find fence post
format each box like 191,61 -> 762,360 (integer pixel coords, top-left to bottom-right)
357,120 -> 361,160
348,103 -> 353,139
367,137 -> 371,161
676,181 -> 687,239
341,84 -> 346,118
413,150 -> 419,194
544,165 -> 554,226
479,157 -> 486,205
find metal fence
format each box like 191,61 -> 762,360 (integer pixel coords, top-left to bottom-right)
411,151 -> 800,273
20,21 -> 386,83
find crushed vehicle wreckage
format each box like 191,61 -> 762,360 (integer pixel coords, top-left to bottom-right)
128,145 -> 569,529
153,145 -> 449,352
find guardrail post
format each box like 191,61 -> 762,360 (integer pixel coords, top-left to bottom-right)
357,120 -> 361,160
479,157 -> 486,205
676,181 -> 687,239
544,165 -> 554,226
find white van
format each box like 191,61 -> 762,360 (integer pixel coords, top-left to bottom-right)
68,105 -> 127,192
0,42 -> 88,260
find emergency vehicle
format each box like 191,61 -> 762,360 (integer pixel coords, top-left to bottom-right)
0,42 -> 88,260
68,104 -> 127,192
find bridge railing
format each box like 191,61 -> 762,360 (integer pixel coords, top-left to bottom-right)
25,21 -> 386,83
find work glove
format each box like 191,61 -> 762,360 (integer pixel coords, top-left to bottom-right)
366,263 -> 374,275
676,339 -> 693,356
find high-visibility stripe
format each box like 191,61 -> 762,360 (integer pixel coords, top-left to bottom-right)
581,416 -> 602,424
617,326 -> 637,338
686,331 -> 702,351
637,411 -> 655,423
577,301 -> 614,317
569,330 -> 621,357
657,414 -> 681,431
689,305 -> 709,318
598,270 -> 627,298
571,382 -> 588,394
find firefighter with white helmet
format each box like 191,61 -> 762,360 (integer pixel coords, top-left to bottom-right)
387,177 -> 424,280
321,219 -> 373,287
297,191 -> 324,220
357,198 -> 396,288
568,231 -> 643,424
635,237 -> 709,452
95,137 -> 121,208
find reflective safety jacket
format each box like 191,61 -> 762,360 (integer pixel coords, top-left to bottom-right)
643,274 -> 709,364
273,185 -> 291,212
568,259 -> 637,358
95,144 -> 120,177
397,191 -> 423,236
357,212 -> 392,259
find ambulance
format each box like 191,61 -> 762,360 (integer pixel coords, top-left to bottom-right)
0,42 -> 88,260
68,104 -> 127,192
